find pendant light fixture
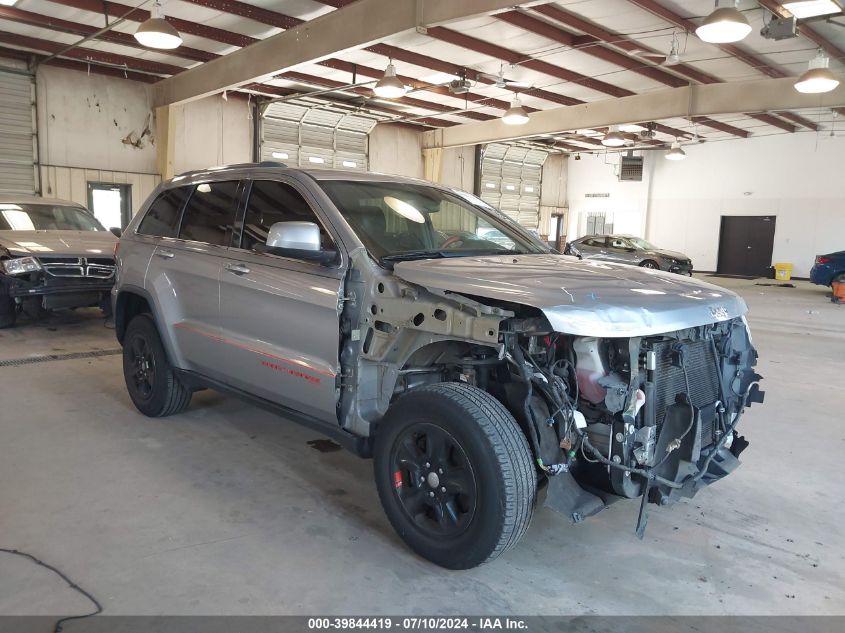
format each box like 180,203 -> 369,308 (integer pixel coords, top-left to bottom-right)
601,125 -> 626,147
794,50 -> 840,94
134,1 -> 182,50
501,95 -> 530,125
665,141 -> 686,161
696,0 -> 752,44
373,61 -> 408,99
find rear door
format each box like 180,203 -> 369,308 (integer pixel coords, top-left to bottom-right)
144,180 -> 245,380
579,236 -> 609,261
218,178 -> 344,424
604,237 -> 638,265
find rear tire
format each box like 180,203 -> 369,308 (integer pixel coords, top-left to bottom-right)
374,382 -> 536,569
123,314 -> 191,417
640,260 -> 659,269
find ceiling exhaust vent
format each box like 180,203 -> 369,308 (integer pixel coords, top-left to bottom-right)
619,152 -> 643,181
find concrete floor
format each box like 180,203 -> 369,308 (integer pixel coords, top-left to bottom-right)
0,277 -> 843,616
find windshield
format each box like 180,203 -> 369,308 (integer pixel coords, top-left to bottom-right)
0,204 -> 104,232
627,236 -> 658,250
318,180 -> 548,261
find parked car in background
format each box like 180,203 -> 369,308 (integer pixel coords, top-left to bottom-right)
113,164 -> 761,569
564,234 -> 693,275
810,250 -> 845,287
0,196 -> 118,328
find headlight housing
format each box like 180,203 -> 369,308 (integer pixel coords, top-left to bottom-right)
2,256 -> 42,276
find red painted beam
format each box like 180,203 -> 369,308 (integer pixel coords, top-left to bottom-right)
628,0 -> 787,79
0,31 -> 184,75
497,10 -> 688,89
688,117 -> 751,137
0,6 -> 216,63
426,26 -> 635,98
775,111 -> 819,131
45,0 -> 258,48
178,0 -> 304,30
530,4 -> 721,86
746,112 -> 797,133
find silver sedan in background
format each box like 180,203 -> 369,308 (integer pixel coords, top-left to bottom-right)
564,234 -> 693,275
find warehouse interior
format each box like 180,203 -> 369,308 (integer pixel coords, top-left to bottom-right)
1,0 -> 844,625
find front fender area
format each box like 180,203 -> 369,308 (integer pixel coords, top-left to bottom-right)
338,248 -> 512,437
114,285 -> 187,369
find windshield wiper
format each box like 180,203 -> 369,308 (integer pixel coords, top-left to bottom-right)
380,250 -> 448,263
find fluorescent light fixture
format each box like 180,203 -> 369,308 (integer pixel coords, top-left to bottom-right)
373,62 -> 408,99
665,141 -> 686,160
384,196 -> 425,224
308,156 -> 325,164
794,51 -> 840,93
271,151 -> 289,159
783,0 -> 842,18
501,96 -> 529,125
134,1 -> 182,50
601,125 -> 627,147
696,0 -> 751,44
342,160 -> 357,168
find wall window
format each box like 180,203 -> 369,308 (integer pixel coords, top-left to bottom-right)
137,187 -> 190,238
240,180 -> 335,252
178,181 -> 242,246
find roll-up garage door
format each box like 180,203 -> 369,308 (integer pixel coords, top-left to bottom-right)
479,144 -> 548,230
0,69 -> 36,195
260,100 -> 381,171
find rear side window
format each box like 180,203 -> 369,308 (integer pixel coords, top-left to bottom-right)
137,188 -> 190,238
240,180 -> 335,252
178,181 -> 242,246
584,237 -> 606,247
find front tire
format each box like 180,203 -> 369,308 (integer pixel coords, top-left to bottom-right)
374,383 -> 536,569
0,291 -> 16,329
123,314 -> 191,417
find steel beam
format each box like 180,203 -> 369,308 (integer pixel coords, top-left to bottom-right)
152,0 -> 539,106
422,78 -> 845,148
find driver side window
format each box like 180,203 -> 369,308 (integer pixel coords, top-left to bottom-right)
610,237 -> 629,249
240,180 -> 335,253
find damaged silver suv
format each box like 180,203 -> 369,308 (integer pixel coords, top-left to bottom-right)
113,163 -> 763,569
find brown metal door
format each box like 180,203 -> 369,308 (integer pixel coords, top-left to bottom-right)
717,216 -> 776,277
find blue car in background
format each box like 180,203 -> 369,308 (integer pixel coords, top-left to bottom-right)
810,251 -> 845,287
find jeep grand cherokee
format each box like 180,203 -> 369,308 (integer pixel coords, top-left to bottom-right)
113,163 -> 763,569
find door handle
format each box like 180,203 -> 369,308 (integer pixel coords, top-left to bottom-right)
225,263 -> 251,275
156,249 -> 175,259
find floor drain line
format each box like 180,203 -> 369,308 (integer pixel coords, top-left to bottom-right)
0,348 -> 122,367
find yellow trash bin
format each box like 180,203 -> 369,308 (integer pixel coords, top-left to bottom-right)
774,263 -> 793,281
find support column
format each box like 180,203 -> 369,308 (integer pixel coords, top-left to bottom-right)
156,105 -> 176,181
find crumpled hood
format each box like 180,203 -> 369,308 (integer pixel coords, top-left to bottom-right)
393,254 -> 746,337
0,230 -> 117,257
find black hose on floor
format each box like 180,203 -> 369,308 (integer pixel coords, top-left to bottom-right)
0,547 -> 102,632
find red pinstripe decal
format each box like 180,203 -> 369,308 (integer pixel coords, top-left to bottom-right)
173,322 -> 335,383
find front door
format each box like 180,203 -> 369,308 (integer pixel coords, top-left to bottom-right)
579,236 -> 609,261
218,178 -> 343,424
717,216 -> 776,277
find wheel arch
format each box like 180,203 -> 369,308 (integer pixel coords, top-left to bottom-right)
114,285 -> 185,369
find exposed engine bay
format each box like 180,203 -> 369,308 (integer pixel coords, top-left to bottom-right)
379,311 -> 763,535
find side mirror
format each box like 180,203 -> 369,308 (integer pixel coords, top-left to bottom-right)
109,227 -> 122,238
266,221 -> 337,265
